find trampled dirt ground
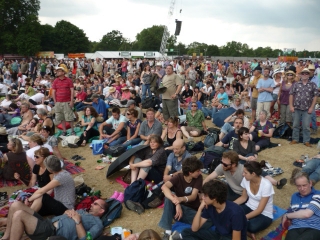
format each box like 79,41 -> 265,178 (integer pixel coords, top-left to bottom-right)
2,117 -> 319,239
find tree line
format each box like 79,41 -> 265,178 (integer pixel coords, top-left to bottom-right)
1,0 -> 319,58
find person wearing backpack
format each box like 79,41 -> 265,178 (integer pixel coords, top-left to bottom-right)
2,198 -> 107,240
158,156 -> 212,240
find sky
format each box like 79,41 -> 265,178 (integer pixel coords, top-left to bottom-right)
38,0 -> 320,52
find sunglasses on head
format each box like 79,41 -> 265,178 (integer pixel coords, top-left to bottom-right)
221,162 -> 232,167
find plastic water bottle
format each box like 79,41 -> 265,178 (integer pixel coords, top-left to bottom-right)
152,181 -> 164,190
127,145 -> 132,150
86,232 -> 93,240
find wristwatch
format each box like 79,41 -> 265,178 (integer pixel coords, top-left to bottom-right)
75,220 -> 81,225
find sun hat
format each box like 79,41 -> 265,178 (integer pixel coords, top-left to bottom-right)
109,87 -> 116,93
301,68 -> 310,74
285,70 -> 296,77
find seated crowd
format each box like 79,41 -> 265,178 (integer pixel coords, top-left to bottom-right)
0,57 -> 319,240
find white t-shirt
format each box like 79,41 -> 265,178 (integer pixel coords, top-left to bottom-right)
26,144 -> 53,161
0,83 -> 8,94
0,99 -> 11,108
202,85 -> 212,94
241,177 -> 274,219
106,115 -> 127,130
18,75 -> 27,86
30,93 -> 44,103
103,86 -> 110,95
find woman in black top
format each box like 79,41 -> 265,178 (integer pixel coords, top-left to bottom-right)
161,117 -> 182,151
15,147 -> 52,188
233,127 -> 257,163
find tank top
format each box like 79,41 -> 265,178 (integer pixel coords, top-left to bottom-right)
279,81 -> 292,105
142,72 -> 152,85
167,129 -> 182,146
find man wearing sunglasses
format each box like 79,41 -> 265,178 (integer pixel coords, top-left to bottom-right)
2,198 -> 107,239
289,68 -> 318,147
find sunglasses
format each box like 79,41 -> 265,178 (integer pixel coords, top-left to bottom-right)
301,72 -> 309,75
126,112 -> 131,116
34,155 -> 41,159
191,105 -> 197,107
93,201 -> 103,209
221,162 -> 232,167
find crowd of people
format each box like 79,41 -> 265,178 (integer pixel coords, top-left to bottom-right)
0,56 -> 319,239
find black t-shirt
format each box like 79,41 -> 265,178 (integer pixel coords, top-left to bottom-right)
32,165 -> 51,188
182,89 -> 193,99
131,96 -> 141,106
85,93 -> 93,102
233,83 -> 244,92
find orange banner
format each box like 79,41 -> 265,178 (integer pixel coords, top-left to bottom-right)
68,53 -> 85,59
36,51 -> 55,58
278,56 -> 298,62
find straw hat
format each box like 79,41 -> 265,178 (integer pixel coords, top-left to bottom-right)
109,87 -> 116,93
0,127 -> 7,135
121,87 -> 129,91
301,68 -> 310,74
285,70 -> 296,77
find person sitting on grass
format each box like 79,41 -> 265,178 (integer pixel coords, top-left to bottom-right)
282,169 -> 320,240
181,102 -> 207,141
161,116 -> 183,152
177,180 -> 247,240
76,106 -> 99,147
234,161 -> 274,240
157,156 -> 212,240
219,109 -> 249,140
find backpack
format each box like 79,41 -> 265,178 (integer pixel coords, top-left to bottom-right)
204,128 -> 220,148
200,146 -> 225,170
124,179 -> 147,209
103,145 -> 126,157
186,141 -> 204,152
92,140 -> 106,155
101,198 -> 123,227
75,196 -> 99,211
142,98 -> 154,109
273,123 -> 292,139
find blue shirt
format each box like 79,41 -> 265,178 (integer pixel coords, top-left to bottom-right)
221,130 -> 238,150
166,150 -> 192,172
202,201 -> 247,240
92,98 -> 107,120
52,209 -> 103,240
217,92 -> 229,105
256,78 -> 275,102
289,187 -> 320,231
310,76 -> 319,87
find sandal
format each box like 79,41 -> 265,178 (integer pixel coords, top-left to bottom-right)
71,155 -> 79,160
277,178 -> 287,189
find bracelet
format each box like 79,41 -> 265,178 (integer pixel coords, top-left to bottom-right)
185,196 -> 188,202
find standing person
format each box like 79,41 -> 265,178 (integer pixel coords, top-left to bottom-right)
249,66 -> 263,122
185,63 -> 196,88
141,65 -> 152,101
93,58 -> 103,77
178,180 -> 247,240
234,161 -> 274,240
270,69 -> 283,116
308,64 -> 318,135
161,65 -> 182,121
52,66 -> 75,136
30,57 -> 37,80
121,58 -> 128,78
278,70 -> 295,124
226,62 -> 235,84
256,68 -> 275,119
289,68 -> 318,147
282,169 -> 320,240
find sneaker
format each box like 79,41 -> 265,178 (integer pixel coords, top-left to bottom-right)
162,233 -> 170,240
201,168 -> 209,174
170,231 -> 182,240
110,191 -> 120,199
116,193 -> 124,203
125,200 -> 145,214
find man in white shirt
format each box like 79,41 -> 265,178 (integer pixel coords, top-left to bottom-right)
0,78 -> 9,96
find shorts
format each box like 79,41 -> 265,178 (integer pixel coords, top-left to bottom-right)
54,102 -> 74,123
26,212 -> 55,240
38,193 -> 68,216
272,94 -> 278,102
251,97 -> 257,110
185,126 -> 202,135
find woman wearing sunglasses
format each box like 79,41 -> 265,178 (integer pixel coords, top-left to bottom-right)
15,147 -> 52,189
277,70 -> 295,124
234,161 -> 274,240
25,155 -> 75,216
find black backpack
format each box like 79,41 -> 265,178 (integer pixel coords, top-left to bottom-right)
142,98 -> 154,109
124,179 -> 147,209
186,141 -> 204,152
101,198 -> 123,227
103,145 -> 126,157
273,123 -> 292,139
204,128 -> 220,148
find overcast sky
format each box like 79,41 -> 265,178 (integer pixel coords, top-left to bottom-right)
39,0 -> 320,52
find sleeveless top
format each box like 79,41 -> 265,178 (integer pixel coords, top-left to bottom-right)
142,72 -> 152,85
167,129 -> 182,146
279,81 -> 293,105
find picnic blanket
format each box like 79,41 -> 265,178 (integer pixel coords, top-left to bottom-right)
0,160 -> 85,188
261,222 -> 288,240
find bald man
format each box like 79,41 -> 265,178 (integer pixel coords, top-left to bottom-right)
163,139 -> 191,182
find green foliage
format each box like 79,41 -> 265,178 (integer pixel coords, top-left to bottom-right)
135,25 -> 165,51
94,30 -> 125,51
53,20 -> 90,54
39,24 -> 56,51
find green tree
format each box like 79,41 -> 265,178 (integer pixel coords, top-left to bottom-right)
135,25 -> 165,51
220,41 -> 243,56
16,15 -> 42,55
0,0 -> 40,54
119,38 -> 133,51
206,44 -> 220,56
39,24 -> 55,51
176,42 -> 188,55
53,20 -> 90,54
95,30 -> 125,51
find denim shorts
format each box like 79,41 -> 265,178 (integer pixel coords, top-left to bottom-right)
272,93 -> 278,102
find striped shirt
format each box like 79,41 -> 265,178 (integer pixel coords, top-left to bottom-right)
289,188 -> 320,231
52,77 -> 73,102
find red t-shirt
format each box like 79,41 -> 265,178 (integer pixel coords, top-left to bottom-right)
76,91 -> 87,101
52,77 -> 74,102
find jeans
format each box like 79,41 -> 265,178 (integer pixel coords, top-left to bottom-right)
286,227 -> 320,240
76,102 -> 90,111
227,184 -> 241,201
302,158 -> 320,183
221,122 -> 234,134
142,84 -> 151,101
202,107 -> 217,118
292,109 -> 311,143
122,138 -> 142,148
182,228 -> 231,240
311,108 -> 317,130
240,205 -> 272,233
109,136 -> 126,147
